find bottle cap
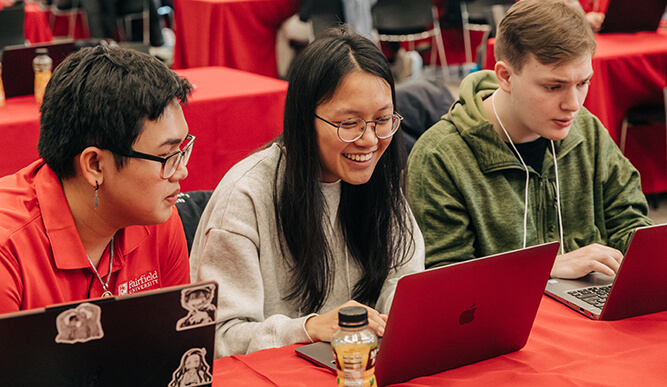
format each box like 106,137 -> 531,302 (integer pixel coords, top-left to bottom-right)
338,306 -> 368,328
35,48 -> 49,55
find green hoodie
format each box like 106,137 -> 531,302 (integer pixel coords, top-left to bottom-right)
407,70 -> 653,269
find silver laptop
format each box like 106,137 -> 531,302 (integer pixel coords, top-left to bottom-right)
296,242 -> 559,386
545,223 -> 667,320
0,281 -> 218,386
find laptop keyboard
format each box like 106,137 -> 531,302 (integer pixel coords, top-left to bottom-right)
567,285 -> 612,309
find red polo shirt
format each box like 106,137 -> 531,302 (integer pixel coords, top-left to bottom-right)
0,160 -> 191,314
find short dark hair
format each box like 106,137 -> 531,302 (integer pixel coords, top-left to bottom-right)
38,45 -> 193,179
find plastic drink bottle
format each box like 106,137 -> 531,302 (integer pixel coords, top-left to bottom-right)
33,48 -> 52,104
331,306 -> 378,387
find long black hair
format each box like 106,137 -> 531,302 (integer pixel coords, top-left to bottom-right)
275,26 -> 415,313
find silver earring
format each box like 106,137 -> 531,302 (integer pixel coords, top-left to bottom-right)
94,181 -> 99,210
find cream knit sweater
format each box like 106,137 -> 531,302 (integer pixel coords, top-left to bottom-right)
190,143 -> 425,358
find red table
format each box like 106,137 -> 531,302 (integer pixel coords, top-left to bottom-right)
579,0 -> 610,13
172,0 -> 298,78
177,66 -> 287,191
484,29 -> 667,193
585,30 -> 667,194
46,11 -> 89,40
211,295 -> 667,386
22,3 -> 89,43
24,2 -> 53,44
1,67 -> 287,192
1,95 -> 42,179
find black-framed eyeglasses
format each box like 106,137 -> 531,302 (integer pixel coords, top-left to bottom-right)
111,134 -> 195,179
315,113 -> 403,143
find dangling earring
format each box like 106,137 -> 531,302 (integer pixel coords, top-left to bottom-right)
94,181 -> 99,210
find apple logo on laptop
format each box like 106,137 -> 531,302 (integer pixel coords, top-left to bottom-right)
459,304 -> 476,325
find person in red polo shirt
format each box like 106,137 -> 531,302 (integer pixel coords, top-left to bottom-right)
0,45 -> 194,313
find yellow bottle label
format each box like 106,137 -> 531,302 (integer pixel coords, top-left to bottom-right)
333,343 -> 378,386
34,71 -> 51,104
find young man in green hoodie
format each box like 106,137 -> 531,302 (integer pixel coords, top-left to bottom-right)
406,0 -> 653,279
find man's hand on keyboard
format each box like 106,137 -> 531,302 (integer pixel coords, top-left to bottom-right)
550,243 -> 623,279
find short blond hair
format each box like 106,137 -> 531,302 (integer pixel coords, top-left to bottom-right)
495,0 -> 596,72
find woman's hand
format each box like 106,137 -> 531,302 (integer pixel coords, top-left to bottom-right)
305,300 -> 387,342
550,243 -> 623,279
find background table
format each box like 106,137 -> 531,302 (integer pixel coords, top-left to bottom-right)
585,30 -> 667,194
579,0 -> 610,13
172,0 -> 298,78
24,2 -> 53,44
212,295 -> 667,386
0,66 -> 287,192
46,11 -> 89,40
1,95 -> 42,180
484,29 -> 667,194
23,3 -> 90,42
177,66 -> 287,191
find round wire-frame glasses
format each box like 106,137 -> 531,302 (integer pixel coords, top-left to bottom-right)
315,113 -> 403,142
111,134 -> 195,179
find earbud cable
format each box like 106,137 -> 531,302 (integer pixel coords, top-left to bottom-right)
491,91 -> 565,254
492,91 -> 530,249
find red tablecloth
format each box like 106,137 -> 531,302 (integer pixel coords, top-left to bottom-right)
177,66 -> 287,191
585,30 -> 667,140
1,95 -> 42,179
22,3 -> 90,42
484,29 -> 667,193
24,3 -> 53,44
1,67 -> 287,192
579,0 -> 610,13
172,0 -> 298,78
212,295 -> 667,386
44,8 -> 89,39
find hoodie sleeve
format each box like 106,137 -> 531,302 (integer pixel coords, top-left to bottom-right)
597,123 -> 654,252
406,121 -> 478,269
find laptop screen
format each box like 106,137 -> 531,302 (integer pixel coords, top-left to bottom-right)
1,40 -> 76,98
297,242 -> 560,386
599,0 -> 667,33
0,281 -> 218,386
0,2 -> 25,53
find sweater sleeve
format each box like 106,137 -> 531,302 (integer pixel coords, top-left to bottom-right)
195,227 -> 311,358
190,150 -> 312,358
374,206 -> 425,314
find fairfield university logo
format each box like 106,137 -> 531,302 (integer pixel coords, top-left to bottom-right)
117,271 -> 159,295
